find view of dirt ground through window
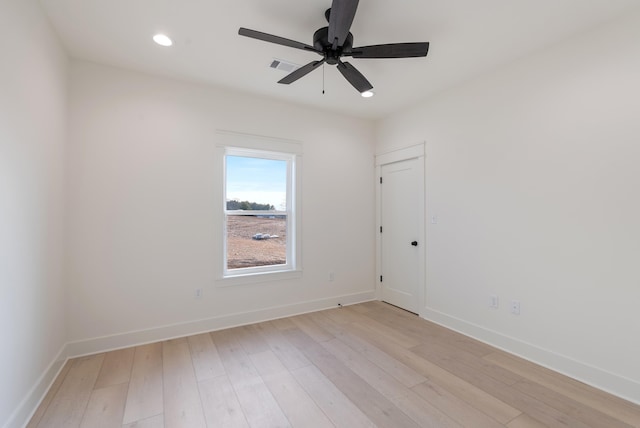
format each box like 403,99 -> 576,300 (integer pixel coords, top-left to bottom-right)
227,216 -> 287,269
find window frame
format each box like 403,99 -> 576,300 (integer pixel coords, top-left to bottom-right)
223,147 -> 295,276
215,131 -> 302,286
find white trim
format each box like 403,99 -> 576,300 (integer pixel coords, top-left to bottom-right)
216,130 -> 303,155
421,306 -> 640,405
225,146 -> 295,163
7,292 -> 374,428
64,291 -> 374,358
2,347 -> 67,428
9,292 -> 638,428
223,148 -> 294,276
217,131 -> 303,283
375,161 -> 381,301
216,269 -> 302,287
375,143 -> 424,166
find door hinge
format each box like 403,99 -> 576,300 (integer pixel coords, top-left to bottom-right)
380,226 -> 382,233
379,177 -> 382,184
380,275 -> 383,282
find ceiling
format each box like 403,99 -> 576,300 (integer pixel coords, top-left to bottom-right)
40,0 -> 637,119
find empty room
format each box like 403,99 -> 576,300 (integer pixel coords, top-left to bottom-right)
2,0 -> 640,427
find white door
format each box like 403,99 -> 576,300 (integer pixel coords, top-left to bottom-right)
380,157 -> 423,313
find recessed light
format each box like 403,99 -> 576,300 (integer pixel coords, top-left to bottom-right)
361,90 -> 374,98
153,34 -> 173,47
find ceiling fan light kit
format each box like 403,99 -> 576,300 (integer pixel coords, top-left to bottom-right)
239,0 -> 429,95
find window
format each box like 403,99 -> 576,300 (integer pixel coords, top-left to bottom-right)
223,147 -> 298,278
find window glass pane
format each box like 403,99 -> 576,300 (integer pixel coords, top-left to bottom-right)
225,154 -> 291,272
226,215 -> 287,269
226,156 -> 287,211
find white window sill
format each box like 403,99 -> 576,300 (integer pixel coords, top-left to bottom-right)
215,269 -> 302,287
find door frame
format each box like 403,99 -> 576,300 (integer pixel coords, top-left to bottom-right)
375,143 -> 426,317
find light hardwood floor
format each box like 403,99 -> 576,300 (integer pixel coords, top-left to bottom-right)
28,301 -> 640,427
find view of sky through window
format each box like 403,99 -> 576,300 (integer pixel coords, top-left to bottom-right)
226,156 -> 287,210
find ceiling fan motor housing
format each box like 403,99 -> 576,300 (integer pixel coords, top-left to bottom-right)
313,27 -> 353,65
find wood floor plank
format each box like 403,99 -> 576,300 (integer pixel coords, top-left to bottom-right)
412,381 -> 504,428
27,360 -> 73,428
28,302 -> 640,428
162,338 -> 206,428
290,365 -> 375,428
79,383 -> 127,428
95,347 -> 135,388
270,317 -> 297,331
361,306 -> 431,342
348,302 -> 377,314
210,329 -> 261,384
37,354 -> 105,428
233,324 -> 272,355
213,329 -> 292,427
251,321 -> 312,371
507,413 -> 549,428
198,375 -> 249,428
250,350 -> 334,428
339,326 -> 522,424
235,378 -> 292,428
359,300 -> 394,312
410,344 -> 594,428
321,306 -> 362,325
310,311 -> 427,388
122,343 -> 163,425
284,328 -> 420,428
413,356 -> 522,424
349,316 -> 421,349
321,337 -> 416,400
187,333 -> 225,381
304,310 -> 346,335
290,314 -> 334,342
411,342 -> 523,386
322,337 -> 461,428
247,349 -> 288,376
122,414 -> 164,428
512,379 -> 634,428
365,304 -> 495,357
485,351 -> 640,426
391,389 -> 465,428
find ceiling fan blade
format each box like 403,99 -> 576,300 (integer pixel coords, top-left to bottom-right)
278,59 -> 326,84
328,0 -> 359,48
337,61 -> 373,93
239,28 -> 321,54
350,42 -> 430,59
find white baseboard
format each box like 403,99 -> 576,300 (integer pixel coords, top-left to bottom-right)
64,290 -> 375,358
18,294 -> 635,428
2,347 -> 67,428
6,291 -> 374,428
421,306 -> 640,405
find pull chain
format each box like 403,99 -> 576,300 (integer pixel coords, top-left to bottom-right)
322,63 -> 325,94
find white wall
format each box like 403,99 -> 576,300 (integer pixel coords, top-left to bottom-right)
65,61 -> 376,350
376,10 -> 640,403
0,1 -> 69,427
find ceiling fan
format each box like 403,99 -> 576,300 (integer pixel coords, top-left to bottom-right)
238,0 -> 429,94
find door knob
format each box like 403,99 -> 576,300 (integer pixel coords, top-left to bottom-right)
411,241 -> 418,246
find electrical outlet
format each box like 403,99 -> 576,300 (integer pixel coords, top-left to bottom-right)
489,295 -> 499,309
328,271 -> 335,281
511,300 -> 520,315
195,288 -> 203,299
